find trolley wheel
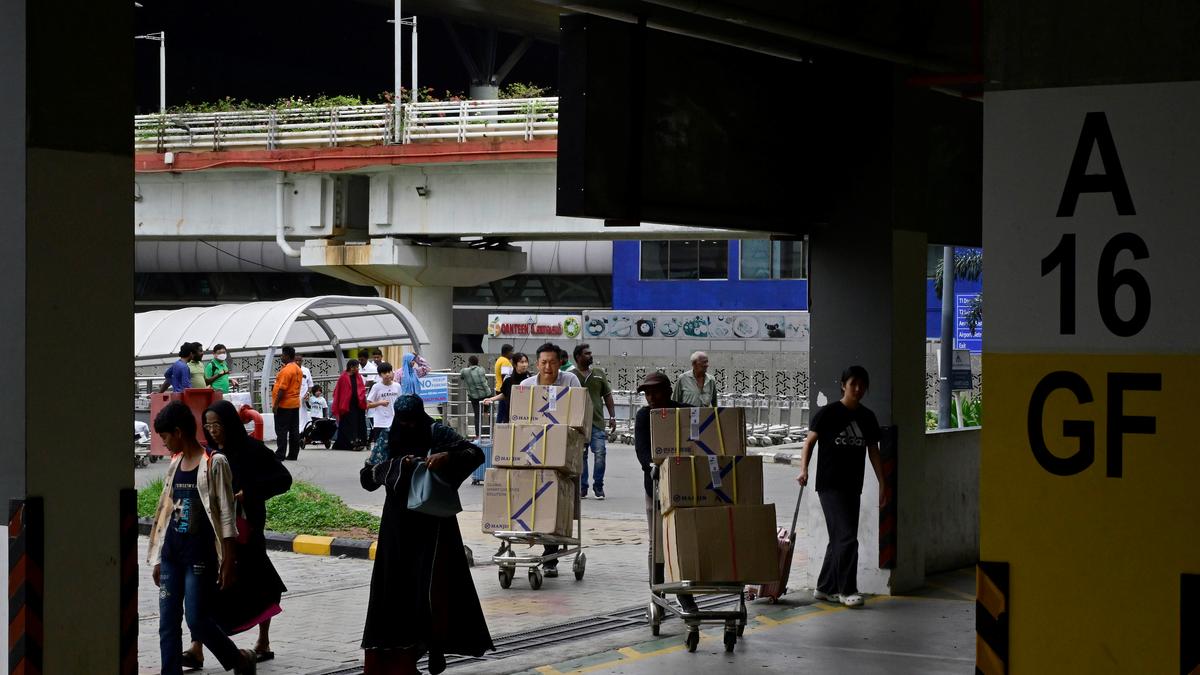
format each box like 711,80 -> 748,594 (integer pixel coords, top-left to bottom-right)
685,629 -> 700,653
647,601 -> 663,636
528,567 -> 544,590
737,622 -> 746,637
572,552 -> 587,580
724,628 -> 737,653
498,568 -> 513,589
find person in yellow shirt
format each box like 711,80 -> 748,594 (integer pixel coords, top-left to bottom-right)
271,346 -> 303,461
493,344 -> 514,393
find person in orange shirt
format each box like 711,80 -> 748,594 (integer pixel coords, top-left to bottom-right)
272,346 -> 303,461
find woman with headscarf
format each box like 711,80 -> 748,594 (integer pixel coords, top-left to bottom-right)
181,400 -> 292,670
359,395 -> 493,674
332,359 -> 369,450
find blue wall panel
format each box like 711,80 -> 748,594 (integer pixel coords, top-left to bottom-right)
611,240 -> 809,311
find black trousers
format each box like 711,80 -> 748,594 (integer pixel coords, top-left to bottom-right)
817,490 -> 861,596
275,407 -> 301,460
469,397 -> 485,436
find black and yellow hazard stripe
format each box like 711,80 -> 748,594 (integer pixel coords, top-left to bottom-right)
8,498 -> 44,675
120,489 -> 138,675
877,425 -> 898,569
976,561 -> 1009,675
1183,573 -> 1199,675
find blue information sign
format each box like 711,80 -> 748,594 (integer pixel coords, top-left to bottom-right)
419,374 -> 449,404
954,293 -> 983,353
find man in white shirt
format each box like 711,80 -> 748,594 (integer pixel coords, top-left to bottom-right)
366,362 -> 402,443
520,342 -> 582,389
522,342 -> 580,577
297,354 -> 315,431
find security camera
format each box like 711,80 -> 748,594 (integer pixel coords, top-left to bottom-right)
415,185 -> 429,197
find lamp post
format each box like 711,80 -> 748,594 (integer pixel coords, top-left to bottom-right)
135,31 -> 166,113
390,6 -> 419,103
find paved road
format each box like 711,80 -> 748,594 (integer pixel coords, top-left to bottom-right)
136,441 -> 807,525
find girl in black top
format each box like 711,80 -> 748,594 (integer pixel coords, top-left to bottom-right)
482,352 -> 529,424
182,400 -> 292,669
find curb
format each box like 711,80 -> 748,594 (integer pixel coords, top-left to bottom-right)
747,449 -> 803,467
137,518 -> 377,560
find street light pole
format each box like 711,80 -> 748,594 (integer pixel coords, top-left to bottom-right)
136,31 -> 166,113
411,16 -> 418,103
394,0 -> 402,105
158,32 -> 166,113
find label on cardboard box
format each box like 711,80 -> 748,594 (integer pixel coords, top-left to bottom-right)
659,456 -> 764,514
481,468 -> 575,537
650,407 -> 747,463
662,504 -> 779,584
492,424 -> 585,475
509,385 -> 590,429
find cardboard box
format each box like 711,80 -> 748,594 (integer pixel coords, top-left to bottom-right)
650,407 -> 747,463
659,456 -> 764,515
509,385 -> 591,429
662,504 -> 779,584
481,468 -> 575,537
492,423 -> 585,475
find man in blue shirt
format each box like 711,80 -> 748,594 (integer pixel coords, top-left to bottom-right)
159,344 -> 193,393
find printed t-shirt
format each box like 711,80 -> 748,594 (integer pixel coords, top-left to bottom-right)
367,381 -> 403,430
811,401 -> 882,494
161,465 -> 216,564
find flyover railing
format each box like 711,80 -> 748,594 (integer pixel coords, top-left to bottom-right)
134,97 -> 559,153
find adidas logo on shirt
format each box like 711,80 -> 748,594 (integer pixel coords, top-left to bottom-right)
833,421 -> 866,447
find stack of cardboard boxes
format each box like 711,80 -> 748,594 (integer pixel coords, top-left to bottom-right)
651,407 -> 779,584
481,385 -> 590,537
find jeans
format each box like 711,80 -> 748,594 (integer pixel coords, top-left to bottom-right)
275,406 -> 300,460
580,426 -> 607,494
158,556 -> 241,674
817,490 -> 862,596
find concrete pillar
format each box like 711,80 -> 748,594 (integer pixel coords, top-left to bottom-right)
1,0 -> 132,670
381,284 -> 454,370
469,84 -> 499,100
804,227 -> 928,595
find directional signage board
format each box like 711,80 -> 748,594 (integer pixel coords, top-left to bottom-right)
983,82 -> 1200,672
419,374 -> 449,404
954,293 -> 982,353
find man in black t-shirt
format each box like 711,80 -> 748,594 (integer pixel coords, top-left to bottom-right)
797,365 -> 890,609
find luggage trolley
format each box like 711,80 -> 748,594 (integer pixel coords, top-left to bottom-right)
490,482 -> 587,590
646,464 -> 748,653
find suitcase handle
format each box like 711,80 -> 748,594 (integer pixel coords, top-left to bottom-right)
789,484 -> 805,536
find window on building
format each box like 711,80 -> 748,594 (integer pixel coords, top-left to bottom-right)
640,240 -> 729,280
740,239 -> 806,279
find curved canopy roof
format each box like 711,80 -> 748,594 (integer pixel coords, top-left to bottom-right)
134,296 -> 429,366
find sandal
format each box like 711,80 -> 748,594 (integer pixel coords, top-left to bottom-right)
180,650 -> 203,671
255,649 -> 275,662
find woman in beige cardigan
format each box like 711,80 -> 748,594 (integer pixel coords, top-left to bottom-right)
147,401 -> 258,675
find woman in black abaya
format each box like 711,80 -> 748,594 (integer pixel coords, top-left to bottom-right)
359,395 -> 493,674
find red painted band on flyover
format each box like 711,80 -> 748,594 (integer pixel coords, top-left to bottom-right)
135,138 -> 557,173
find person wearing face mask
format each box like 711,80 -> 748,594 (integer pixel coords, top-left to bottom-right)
205,344 -> 234,393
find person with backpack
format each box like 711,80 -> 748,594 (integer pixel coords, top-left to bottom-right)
147,401 -> 258,675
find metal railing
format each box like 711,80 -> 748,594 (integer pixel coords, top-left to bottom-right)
134,97 -> 559,153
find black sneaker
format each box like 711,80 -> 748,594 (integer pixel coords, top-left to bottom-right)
543,566 -> 559,578
594,490 -> 606,501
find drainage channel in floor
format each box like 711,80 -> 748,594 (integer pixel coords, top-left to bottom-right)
314,594 -> 742,675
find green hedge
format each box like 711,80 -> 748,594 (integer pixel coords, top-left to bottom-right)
137,478 -> 379,538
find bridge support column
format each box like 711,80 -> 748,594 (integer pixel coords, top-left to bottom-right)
380,284 -> 453,371
805,227 -> 929,595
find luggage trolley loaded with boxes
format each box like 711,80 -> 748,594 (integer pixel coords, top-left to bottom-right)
483,384 -> 591,590
646,406 -> 781,653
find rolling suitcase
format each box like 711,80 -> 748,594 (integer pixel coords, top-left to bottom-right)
470,439 -> 493,485
749,484 -> 804,603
